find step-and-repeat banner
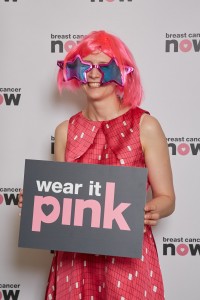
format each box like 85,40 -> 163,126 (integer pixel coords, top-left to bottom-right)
0,1 -> 199,299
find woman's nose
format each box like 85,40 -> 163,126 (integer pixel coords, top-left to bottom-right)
88,66 -> 102,80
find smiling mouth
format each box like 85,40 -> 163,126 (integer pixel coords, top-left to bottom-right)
87,82 -> 101,88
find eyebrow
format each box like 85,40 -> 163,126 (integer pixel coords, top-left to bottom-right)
83,60 -> 110,64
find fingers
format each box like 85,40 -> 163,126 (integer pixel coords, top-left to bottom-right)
144,203 -> 156,212
18,189 -> 23,208
144,211 -> 160,226
144,218 -> 158,226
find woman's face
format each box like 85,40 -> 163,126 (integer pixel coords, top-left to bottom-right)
82,52 -> 117,102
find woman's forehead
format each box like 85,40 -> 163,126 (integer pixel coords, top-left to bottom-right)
83,52 -> 111,63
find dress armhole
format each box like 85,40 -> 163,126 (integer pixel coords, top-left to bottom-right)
138,111 -> 151,190
139,112 -> 149,126
139,112 -> 150,152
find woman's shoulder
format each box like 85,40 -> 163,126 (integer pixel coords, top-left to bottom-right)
140,113 -> 163,134
55,119 -> 69,139
54,110 -> 83,137
140,113 -> 167,149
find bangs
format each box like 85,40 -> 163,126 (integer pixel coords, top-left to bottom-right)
66,32 -> 115,60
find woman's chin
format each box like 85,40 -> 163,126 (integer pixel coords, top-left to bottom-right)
83,86 -> 105,100
83,83 -> 116,101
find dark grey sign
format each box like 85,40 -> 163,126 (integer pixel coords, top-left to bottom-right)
19,159 -> 147,258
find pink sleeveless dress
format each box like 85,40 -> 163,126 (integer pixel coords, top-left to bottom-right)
45,107 -> 164,300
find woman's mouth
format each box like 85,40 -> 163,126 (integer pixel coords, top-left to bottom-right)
87,82 -> 101,88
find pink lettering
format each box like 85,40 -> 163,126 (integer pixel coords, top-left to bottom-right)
177,143 -> 190,155
62,198 -> 72,225
103,182 -> 131,230
31,182 -> 132,231
32,196 -> 60,232
179,39 -> 192,52
64,40 -> 76,52
176,243 -> 189,256
74,199 -> 101,227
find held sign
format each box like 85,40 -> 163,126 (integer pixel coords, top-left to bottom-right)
18,159 -> 147,258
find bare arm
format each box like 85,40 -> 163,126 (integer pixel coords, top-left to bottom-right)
54,120 -> 69,162
140,114 -> 175,226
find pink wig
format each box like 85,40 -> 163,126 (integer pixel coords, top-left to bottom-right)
58,30 -> 143,108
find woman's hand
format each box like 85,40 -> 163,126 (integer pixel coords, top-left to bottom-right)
18,189 -> 23,208
144,201 -> 160,226
140,114 -> 175,225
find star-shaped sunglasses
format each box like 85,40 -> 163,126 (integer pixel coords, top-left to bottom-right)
57,55 -> 134,87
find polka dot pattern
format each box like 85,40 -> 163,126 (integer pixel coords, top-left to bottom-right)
45,107 -> 164,300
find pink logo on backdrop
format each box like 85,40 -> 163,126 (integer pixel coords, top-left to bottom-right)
0,195 -> 4,205
51,34 -> 85,54
0,95 -> 4,105
167,137 -> 200,156
0,88 -> 22,106
179,39 -> 193,52
165,32 -> 200,53
0,188 -> 20,206
176,244 -> 189,256
0,283 -> 21,299
163,237 -> 200,256
177,143 -> 190,155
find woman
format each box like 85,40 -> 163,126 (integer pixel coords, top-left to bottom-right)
19,30 -> 175,300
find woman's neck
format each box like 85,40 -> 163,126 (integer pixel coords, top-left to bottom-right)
83,97 -> 131,121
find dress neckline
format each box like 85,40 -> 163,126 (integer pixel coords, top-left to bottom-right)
79,106 -> 134,124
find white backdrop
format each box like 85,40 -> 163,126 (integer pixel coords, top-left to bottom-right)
0,1 -> 200,299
